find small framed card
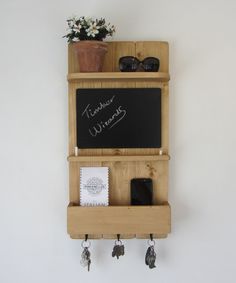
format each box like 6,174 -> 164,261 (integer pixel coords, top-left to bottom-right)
80,167 -> 109,206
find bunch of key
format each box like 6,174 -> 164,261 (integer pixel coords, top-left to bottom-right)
112,234 -> 125,259
145,234 -> 157,269
80,235 -> 91,271
80,234 -> 157,270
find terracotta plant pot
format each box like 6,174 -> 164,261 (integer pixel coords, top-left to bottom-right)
73,40 -> 108,72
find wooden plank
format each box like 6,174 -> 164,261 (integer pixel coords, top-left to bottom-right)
136,234 -> 168,239
69,162 -> 79,203
67,72 -> 170,82
162,83 -> 169,149
67,155 -> 170,162
69,234 -> 102,239
67,204 -> 171,236
68,83 -> 77,155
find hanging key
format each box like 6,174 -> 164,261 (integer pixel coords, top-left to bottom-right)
80,235 -> 91,271
112,234 -> 125,259
145,234 -> 157,269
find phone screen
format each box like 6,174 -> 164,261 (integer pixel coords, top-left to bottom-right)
131,178 -> 153,205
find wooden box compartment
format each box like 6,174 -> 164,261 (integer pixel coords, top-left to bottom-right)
67,202 -> 171,239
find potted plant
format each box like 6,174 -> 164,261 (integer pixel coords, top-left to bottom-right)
64,16 -> 115,72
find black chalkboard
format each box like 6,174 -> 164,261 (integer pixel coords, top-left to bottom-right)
76,88 -> 161,148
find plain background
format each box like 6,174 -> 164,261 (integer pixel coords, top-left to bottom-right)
1,0 -> 236,282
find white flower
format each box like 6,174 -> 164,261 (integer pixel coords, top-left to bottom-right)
64,15 -> 115,43
72,37 -> 80,42
67,16 -> 78,28
86,23 -> 99,37
106,24 -> 115,33
72,23 -> 81,33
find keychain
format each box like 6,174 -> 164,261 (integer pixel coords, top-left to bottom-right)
81,235 -> 91,271
112,234 -> 125,259
145,234 -> 157,269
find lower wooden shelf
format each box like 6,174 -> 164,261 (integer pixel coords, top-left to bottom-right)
67,203 -> 171,239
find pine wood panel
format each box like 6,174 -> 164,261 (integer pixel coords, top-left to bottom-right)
67,72 -> 170,81
68,154 -> 170,162
68,203 -> 171,236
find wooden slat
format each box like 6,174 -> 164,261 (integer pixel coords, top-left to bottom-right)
67,204 -> 171,236
70,234 -> 167,239
67,155 -> 170,162
67,72 -> 170,82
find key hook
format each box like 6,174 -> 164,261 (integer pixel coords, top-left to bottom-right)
148,233 -> 155,247
115,234 -> 122,246
81,234 -> 91,248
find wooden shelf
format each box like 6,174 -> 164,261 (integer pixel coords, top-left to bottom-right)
68,154 -> 170,162
67,72 -> 170,82
67,203 -> 171,237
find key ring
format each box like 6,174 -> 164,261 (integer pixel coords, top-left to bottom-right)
115,234 -> 123,246
81,234 -> 91,248
148,234 -> 156,247
81,240 -> 91,248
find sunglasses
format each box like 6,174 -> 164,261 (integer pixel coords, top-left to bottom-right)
119,56 -> 160,72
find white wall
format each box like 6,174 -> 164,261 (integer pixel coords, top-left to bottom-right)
1,0 -> 236,282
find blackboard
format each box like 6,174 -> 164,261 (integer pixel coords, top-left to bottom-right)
76,88 -> 161,148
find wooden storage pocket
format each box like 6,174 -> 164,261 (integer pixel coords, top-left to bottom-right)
68,156 -> 170,205
67,202 -> 171,239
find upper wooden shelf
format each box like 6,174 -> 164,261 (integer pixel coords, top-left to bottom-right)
67,72 -> 170,82
68,154 -> 170,162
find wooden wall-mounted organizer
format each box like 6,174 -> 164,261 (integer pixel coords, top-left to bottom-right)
67,41 -> 171,239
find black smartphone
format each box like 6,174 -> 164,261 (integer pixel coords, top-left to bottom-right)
131,178 -> 153,205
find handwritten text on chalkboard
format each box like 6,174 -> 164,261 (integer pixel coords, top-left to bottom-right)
81,95 -> 127,137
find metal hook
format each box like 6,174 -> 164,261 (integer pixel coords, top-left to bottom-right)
117,234 -> 120,241
148,234 -> 155,247
81,235 -> 91,248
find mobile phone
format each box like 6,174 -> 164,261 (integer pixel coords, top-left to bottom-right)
131,178 -> 153,205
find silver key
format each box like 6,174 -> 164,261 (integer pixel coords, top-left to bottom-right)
81,239 -> 91,271
145,236 -> 157,269
112,237 -> 125,259
145,246 -> 156,269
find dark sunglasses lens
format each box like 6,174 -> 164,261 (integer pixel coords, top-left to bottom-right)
142,58 -> 160,72
119,57 -> 139,72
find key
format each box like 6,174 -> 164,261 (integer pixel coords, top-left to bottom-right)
145,246 -> 156,269
112,240 -> 125,259
81,246 -> 91,271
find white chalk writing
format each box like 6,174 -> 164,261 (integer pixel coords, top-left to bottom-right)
88,106 -> 127,137
82,95 -> 115,119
